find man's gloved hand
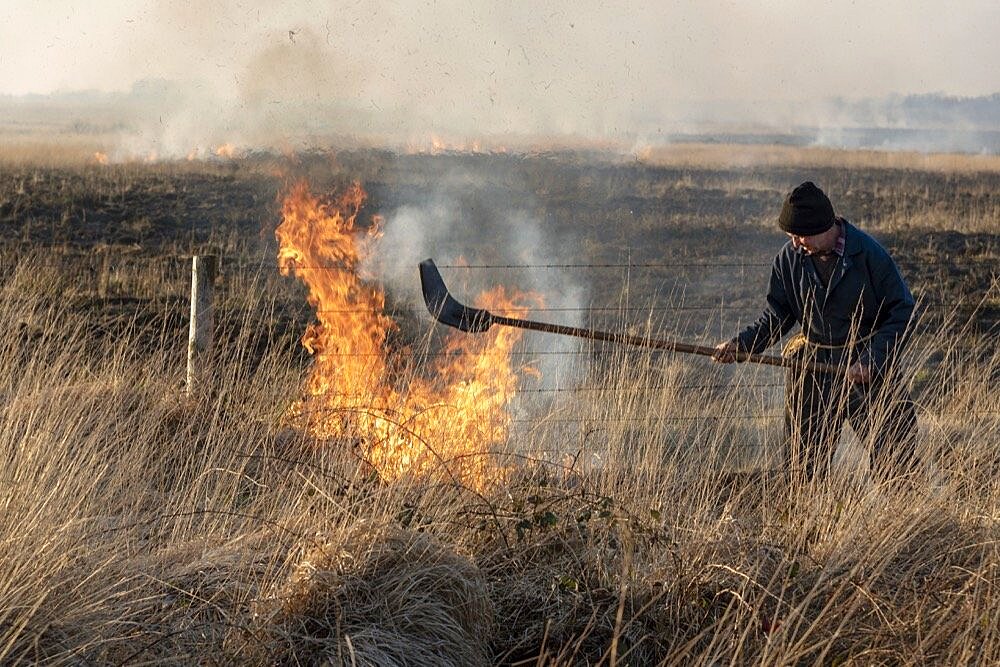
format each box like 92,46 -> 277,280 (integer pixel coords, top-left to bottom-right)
847,362 -> 872,384
712,340 -> 739,363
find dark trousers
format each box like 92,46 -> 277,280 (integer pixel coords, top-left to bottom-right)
784,346 -> 918,482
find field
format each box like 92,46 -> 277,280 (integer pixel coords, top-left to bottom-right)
0,144 -> 998,664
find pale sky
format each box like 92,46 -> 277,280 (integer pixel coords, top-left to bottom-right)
2,1 -> 998,138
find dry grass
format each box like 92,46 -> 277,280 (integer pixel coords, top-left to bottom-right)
251,525 -> 492,665
0,144 -> 997,664
638,142 -> 1000,174
0,133 -> 116,168
0,248 -> 995,666
6,125 -> 1000,174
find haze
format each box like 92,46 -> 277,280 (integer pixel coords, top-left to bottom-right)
2,0 -> 999,146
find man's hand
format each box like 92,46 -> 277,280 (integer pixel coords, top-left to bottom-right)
713,340 -> 740,363
847,362 -> 872,384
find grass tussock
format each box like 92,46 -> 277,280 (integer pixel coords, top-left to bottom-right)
252,525 -> 492,665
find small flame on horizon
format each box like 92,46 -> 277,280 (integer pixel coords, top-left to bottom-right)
407,134 -> 506,155
214,143 -> 237,158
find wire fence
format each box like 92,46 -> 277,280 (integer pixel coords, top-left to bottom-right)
285,259 -> 1000,270
2,239 -> 994,484
7,255 -> 992,331
291,406 -> 1000,425
3,196 -> 996,465
10,253 -> 994,286
310,300 -> 982,315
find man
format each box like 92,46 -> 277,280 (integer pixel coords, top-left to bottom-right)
713,181 -> 918,482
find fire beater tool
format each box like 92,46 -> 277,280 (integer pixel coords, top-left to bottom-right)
418,259 -> 842,375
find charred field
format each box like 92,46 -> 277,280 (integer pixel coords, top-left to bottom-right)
0,146 -> 998,665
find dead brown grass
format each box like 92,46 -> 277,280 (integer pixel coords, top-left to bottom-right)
0,133 -> 115,167
638,142 -> 1000,173
0,148 -> 996,664
0,250 -> 996,666
251,525 -> 492,665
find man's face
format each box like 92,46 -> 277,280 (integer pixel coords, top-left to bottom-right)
788,226 -> 837,255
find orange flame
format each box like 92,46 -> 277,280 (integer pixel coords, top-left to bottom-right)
409,135 -> 504,155
92,151 -> 110,165
214,143 -> 236,158
276,180 -> 536,487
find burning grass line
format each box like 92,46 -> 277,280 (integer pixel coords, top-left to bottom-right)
289,258 -> 995,270
294,401 -> 513,452
310,301 -> 968,315
347,409 -> 513,550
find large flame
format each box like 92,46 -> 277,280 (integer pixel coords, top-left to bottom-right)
276,180 -> 535,487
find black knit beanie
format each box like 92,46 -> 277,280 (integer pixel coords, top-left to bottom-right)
778,182 -> 835,236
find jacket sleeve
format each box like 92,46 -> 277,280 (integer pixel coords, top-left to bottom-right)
860,249 -> 915,375
734,257 -> 796,354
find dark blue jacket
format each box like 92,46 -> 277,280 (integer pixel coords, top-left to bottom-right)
735,220 -> 915,373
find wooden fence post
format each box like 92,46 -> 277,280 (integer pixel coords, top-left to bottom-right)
186,255 -> 217,395
97,246 -> 111,298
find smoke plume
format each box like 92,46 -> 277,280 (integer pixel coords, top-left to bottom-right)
364,170 -> 590,397
3,1 -> 999,156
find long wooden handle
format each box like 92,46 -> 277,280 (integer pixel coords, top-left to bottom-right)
491,315 -> 842,375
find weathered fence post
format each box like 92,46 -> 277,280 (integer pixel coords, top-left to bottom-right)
186,255 -> 217,395
97,246 -> 111,298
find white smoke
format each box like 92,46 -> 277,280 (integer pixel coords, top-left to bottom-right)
5,1 -> 999,157
364,172 -> 590,398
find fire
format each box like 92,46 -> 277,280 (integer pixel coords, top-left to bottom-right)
276,181 -> 535,487
214,143 -> 237,158
92,151 -> 110,165
408,135 -> 503,155
430,135 -> 448,154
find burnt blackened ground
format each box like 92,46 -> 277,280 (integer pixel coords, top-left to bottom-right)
0,150 -> 996,365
